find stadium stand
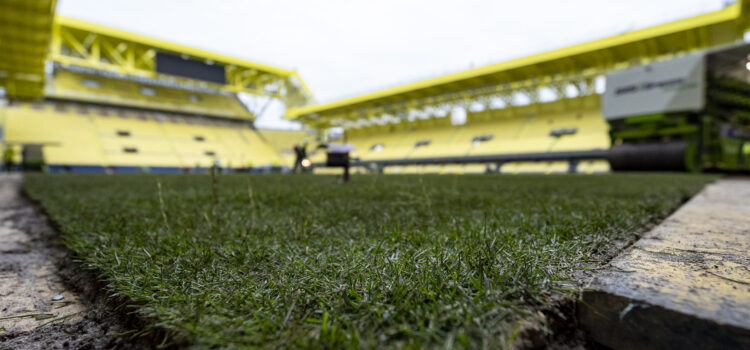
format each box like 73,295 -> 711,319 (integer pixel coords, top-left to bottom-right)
257,129 -> 310,166
1,100 -> 288,172
341,96 -> 610,173
289,1 -> 750,174
47,70 -> 253,119
258,129 -> 309,151
3,2 -> 750,174
0,12 -> 310,172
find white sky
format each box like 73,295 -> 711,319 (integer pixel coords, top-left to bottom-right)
58,0 -> 729,128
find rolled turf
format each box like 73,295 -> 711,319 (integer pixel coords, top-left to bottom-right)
24,173 -> 716,348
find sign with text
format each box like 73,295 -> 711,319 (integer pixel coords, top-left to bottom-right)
603,54 -> 705,120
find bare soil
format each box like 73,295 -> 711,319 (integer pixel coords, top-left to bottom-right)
0,174 -> 154,350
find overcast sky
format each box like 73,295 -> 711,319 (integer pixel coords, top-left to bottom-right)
58,0 -> 729,128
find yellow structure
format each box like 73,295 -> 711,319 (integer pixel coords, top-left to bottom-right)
288,1 -> 750,174
288,2 -> 750,125
0,5 -> 310,172
51,16 -> 311,107
1,100 -> 284,171
257,129 -> 311,165
4,2 -> 750,173
344,96 -> 610,173
0,0 -> 57,99
48,70 -> 253,120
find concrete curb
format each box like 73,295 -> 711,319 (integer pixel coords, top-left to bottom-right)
578,178 -> 750,349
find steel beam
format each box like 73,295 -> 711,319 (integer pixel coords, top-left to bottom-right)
288,2 -> 750,127
313,150 -> 608,168
50,16 -> 312,107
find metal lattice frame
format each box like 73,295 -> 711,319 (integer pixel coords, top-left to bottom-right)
50,16 -> 312,108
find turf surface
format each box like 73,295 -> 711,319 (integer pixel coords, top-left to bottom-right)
24,173 -> 715,348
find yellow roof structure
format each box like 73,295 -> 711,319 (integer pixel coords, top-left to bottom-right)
0,0 -> 57,99
53,16 -> 297,80
0,0 -> 312,106
51,15 -> 312,107
287,1 -> 750,126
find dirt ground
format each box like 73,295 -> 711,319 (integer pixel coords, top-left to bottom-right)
0,174 -> 152,350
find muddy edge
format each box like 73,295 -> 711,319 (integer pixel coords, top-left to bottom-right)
0,174 -> 168,350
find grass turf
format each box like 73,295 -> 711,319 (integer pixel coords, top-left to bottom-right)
24,173 -> 715,348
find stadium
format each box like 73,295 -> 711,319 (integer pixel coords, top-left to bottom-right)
0,0 -> 748,349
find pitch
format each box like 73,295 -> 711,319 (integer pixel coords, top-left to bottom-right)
22,173 -> 715,348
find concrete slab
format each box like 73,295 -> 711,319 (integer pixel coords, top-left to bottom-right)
579,178 -> 750,350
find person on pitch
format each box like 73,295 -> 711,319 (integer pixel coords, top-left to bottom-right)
293,141 -> 308,173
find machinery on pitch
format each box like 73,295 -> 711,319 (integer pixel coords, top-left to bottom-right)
605,44 -> 750,172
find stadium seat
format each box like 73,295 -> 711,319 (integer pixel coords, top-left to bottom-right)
47,70 -> 253,120
345,96 -> 610,170
1,100 -> 286,170
3,102 -> 105,166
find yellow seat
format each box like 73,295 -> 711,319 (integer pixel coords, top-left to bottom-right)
47,70 -> 252,120
1,101 -> 284,170
344,97 -> 611,174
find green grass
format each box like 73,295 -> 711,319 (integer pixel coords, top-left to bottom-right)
24,173 -> 715,348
